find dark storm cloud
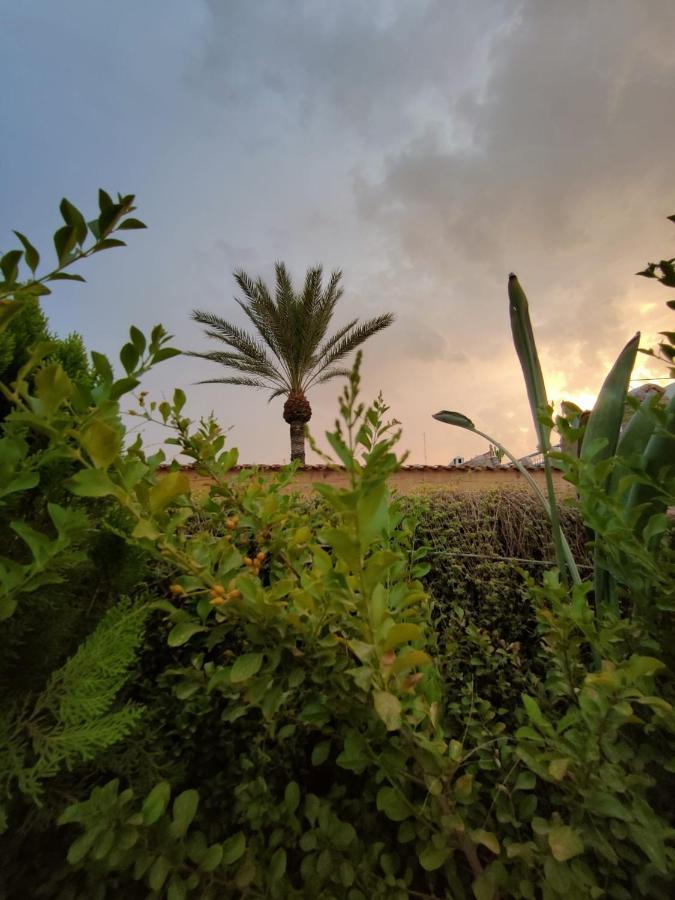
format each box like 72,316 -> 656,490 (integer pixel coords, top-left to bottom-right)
184,0 -> 675,458
3,1 -> 673,463
194,0 -> 509,140
355,0 -> 675,345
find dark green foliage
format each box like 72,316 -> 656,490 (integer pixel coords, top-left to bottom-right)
407,491 -> 589,715
0,300 -> 93,420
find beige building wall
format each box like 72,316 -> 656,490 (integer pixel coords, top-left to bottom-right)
163,465 -> 575,498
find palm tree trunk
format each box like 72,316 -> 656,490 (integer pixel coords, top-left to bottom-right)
289,421 -> 306,464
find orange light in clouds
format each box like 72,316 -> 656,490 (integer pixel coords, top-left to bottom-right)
546,349 -> 666,416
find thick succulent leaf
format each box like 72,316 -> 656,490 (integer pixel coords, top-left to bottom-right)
581,333 -> 640,463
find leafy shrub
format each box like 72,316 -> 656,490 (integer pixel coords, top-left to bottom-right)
1,193 -> 673,900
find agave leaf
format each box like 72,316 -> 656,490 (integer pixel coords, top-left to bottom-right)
578,333 -> 640,615
625,391 -> 675,528
581,333 -> 640,464
607,394 -> 658,498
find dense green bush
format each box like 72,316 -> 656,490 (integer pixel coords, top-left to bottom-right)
0,193 -> 673,899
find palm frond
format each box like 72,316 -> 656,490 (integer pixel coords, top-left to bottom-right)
300,268 -> 343,366
191,310 -> 286,384
267,386 -> 288,402
307,314 -> 394,385
192,265 -> 393,412
233,269 -> 295,383
310,318 -> 358,365
313,367 -> 351,386
187,351 -> 287,388
194,376 -> 271,389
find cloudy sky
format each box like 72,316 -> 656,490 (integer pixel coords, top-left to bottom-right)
2,1 -> 674,463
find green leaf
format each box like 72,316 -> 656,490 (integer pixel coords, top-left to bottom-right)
148,856 -> 171,892
0,595 -> 17,621
376,787 -> 410,822
522,694 -> 547,729
382,623 -> 422,650
270,848 -> 287,880
419,843 -> 449,871
46,272 -> 86,282
455,773 -> 474,800
98,188 -> 113,211
167,623 -> 207,648
80,420 -> 121,468
585,792 -> 628,820
67,469 -> 119,498
173,388 -> 186,412
470,830 -> 500,855
132,519 -> 161,540
326,431 -> 355,470
149,471 -> 191,513
171,790 -> 199,838
472,873 -> 498,900
221,831 -> 246,865
167,875 -> 187,900
152,346 -> 181,363
60,198 -> 88,245
230,652 -> 263,684
200,843 -> 223,872
356,482 -> 389,547
110,376 -> 140,399
548,759 -> 570,781
91,351 -> 113,383
129,325 -> 146,354
120,342 -> 140,374
432,410 -> 476,429
0,250 -> 23,283
629,824 -> 668,873
67,830 -> 97,865
142,782 -> 171,825
373,691 -> 402,731
284,781 -> 301,813
548,825 -> 583,862
34,363 -> 72,416
311,741 -> 331,766
95,238 -> 126,251
53,225 -> 77,264
391,649 -> 432,674
117,217 -> 147,230
13,231 -> 39,273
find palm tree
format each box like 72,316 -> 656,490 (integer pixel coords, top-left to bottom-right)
190,263 -> 394,464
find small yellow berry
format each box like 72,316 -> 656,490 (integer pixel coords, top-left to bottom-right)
210,584 -> 226,597
169,584 -> 185,596
227,588 -> 241,600
210,596 -> 226,606
244,557 -> 254,567
256,550 -> 266,562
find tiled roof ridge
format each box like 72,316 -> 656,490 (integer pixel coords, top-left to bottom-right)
158,462 -> 547,473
